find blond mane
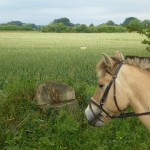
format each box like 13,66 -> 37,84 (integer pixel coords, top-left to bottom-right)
125,56 -> 150,71
96,56 -> 150,73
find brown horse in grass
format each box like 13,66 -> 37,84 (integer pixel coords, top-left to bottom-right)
85,51 -> 150,130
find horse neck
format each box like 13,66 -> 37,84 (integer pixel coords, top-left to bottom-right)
121,64 -> 150,130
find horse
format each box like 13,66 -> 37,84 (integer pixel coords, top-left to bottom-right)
85,51 -> 150,130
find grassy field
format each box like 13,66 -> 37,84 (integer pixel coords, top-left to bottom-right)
0,32 -> 150,150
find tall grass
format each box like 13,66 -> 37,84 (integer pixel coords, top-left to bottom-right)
0,32 -> 150,150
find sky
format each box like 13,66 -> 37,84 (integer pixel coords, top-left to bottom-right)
0,0 -> 150,25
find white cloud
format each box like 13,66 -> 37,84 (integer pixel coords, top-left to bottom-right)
0,0 -> 149,25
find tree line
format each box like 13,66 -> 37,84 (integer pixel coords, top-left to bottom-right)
0,21 -> 41,31
0,17 -> 149,33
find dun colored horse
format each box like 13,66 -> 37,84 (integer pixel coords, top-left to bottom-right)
85,52 -> 150,130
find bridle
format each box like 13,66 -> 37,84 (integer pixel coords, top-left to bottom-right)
89,60 -> 150,124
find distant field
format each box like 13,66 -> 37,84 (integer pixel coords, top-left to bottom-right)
0,32 -> 149,150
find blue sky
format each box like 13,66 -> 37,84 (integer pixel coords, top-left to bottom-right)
0,0 -> 150,25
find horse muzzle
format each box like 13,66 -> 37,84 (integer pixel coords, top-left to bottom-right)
85,106 -> 104,127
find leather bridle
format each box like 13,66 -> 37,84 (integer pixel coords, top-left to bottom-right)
89,60 -> 150,125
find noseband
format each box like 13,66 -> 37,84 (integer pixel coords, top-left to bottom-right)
89,61 -> 150,124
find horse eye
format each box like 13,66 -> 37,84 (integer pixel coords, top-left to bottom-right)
98,83 -> 104,88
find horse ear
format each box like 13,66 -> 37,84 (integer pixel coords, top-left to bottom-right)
114,51 -> 125,61
102,53 -> 114,69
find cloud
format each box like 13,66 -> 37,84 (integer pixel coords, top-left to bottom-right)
0,0 -> 149,25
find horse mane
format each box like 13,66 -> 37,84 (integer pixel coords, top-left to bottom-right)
125,56 -> 150,71
96,55 -> 150,73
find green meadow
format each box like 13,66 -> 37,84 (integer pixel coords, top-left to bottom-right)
0,32 -> 150,150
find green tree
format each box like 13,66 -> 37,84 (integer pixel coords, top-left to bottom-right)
74,24 -> 89,33
28,23 -> 38,29
142,30 -> 150,52
127,19 -> 144,32
106,20 -> 115,26
21,24 -> 33,31
142,20 -> 150,28
128,19 -> 150,52
41,23 -> 68,33
122,17 -> 137,26
7,21 -> 23,26
53,17 -> 74,27
96,25 -> 127,33
89,23 -> 94,27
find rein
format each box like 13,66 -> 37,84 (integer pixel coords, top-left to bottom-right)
89,61 -> 150,122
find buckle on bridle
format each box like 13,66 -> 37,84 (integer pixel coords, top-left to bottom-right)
113,75 -> 117,79
100,101 -> 104,105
